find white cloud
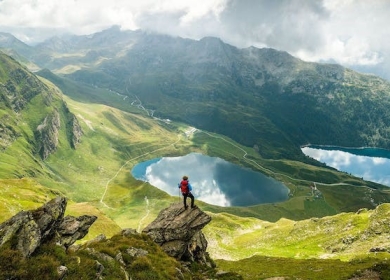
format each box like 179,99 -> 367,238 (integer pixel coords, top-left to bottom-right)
297,0 -> 389,67
372,158 -> 387,165
1,0 -> 390,78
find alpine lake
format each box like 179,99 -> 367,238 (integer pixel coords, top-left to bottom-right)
301,145 -> 390,187
131,153 -> 289,207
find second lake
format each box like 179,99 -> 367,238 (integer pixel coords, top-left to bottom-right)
301,145 -> 390,187
131,153 -> 289,207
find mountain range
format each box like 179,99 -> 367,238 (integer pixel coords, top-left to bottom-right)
1,26 -> 390,279
3,26 -> 390,160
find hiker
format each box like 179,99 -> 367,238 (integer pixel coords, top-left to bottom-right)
178,175 -> 196,209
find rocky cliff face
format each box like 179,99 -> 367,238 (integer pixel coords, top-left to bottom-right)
0,197 -> 96,258
143,203 -> 213,266
69,114 -> 83,148
0,53 -> 84,163
35,109 -> 61,160
63,102 -> 83,149
34,104 -> 83,160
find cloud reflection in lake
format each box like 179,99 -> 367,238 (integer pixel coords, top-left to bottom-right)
302,147 -> 390,187
133,153 -> 289,207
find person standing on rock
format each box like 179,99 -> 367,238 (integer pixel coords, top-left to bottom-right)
178,175 -> 196,209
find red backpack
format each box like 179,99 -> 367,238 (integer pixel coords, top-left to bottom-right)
180,180 -> 189,194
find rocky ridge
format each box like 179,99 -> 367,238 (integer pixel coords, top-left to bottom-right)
35,109 -> 61,159
0,196 -> 96,258
0,197 -> 219,279
34,104 -> 83,160
0,53 -> 83,160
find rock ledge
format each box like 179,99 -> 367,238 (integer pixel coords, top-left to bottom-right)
143,202 -> 212,265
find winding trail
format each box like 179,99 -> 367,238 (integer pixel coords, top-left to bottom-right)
99,135 -> 182,207
100,81 -> 179,207
137,196 -> 150,232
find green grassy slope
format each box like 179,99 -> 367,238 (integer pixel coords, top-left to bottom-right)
2,74 -> 390,227
205,204 -> 390,261
209,204 -> 390,279
2,68 -> 389,226
3,53 -> 390,279
216,255 -> 389,280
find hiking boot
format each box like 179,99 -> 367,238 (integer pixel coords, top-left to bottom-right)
191,205 -> 197,209
184,205 -> 188,210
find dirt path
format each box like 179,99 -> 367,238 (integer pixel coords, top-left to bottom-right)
99,135 -> 182,207
137,196 -> 150,232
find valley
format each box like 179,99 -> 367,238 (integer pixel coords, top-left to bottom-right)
1,28 -> 390,278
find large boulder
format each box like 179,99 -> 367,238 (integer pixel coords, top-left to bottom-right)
0,197 -> 97,257
142,203 -> 211,264
57,215 -> 98,248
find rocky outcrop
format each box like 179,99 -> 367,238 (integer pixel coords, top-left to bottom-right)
34,104 -> 83,159
0,115 -> 19,149
0,198 -> 220,279
57,215 -> 97,248
69,114 -> 83,148
35,109 -> 61,160
0,196 -> 96,257
142,203 -> 212,265
62,102 -> 83,149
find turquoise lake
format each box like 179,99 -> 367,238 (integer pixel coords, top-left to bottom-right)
131,153 -> 289,207
301,145 -> 390,187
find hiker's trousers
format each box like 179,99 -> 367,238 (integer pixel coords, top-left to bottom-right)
182,192 -> 194,208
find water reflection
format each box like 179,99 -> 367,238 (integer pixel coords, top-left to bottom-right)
131,153 -> 289,207
302,147 -> 390,187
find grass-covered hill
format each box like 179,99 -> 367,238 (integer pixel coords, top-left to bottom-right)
207,204 -> 390,279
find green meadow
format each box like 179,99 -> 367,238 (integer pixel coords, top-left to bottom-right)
2,72 -> 390,278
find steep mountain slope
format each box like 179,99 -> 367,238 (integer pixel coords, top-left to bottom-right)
4,27 -> 388,160
77,34 -> 390,160
0,53 -> 82,177
0,32 -> 33,58
0,54 -> 122,242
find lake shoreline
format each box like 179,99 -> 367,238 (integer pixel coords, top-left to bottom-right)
302,144 -> 390,159
131,153 -> 290,207
301,146 -> 390,187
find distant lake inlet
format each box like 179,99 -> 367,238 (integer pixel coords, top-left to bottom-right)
301,145 -> 390,187
131,153 -> 289,207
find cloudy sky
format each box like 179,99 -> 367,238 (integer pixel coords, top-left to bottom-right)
0,0 -> 389,79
